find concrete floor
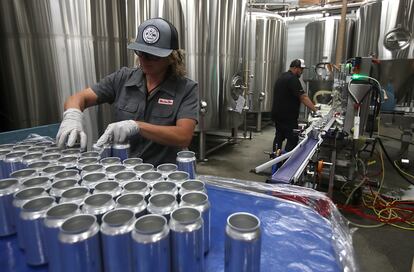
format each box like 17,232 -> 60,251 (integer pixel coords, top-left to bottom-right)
196,126 -> 414,272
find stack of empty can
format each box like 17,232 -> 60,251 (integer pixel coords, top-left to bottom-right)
0,137 -> 262,271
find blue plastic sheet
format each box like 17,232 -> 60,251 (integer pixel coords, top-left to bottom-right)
1,180 -> 346,272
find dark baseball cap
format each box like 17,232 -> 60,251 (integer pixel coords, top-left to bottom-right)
127,18 -> 179,57
290,59 -> 306,68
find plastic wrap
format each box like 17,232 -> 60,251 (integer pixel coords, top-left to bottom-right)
199,175 -> 357,272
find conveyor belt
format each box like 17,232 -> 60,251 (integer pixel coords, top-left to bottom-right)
271,137 -> 320,183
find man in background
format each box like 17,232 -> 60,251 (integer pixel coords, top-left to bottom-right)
271,59 -> 317,152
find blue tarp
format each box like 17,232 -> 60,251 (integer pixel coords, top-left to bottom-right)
0,183 -> 341,272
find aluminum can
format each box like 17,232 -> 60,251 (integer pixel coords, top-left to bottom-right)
92,143 -> 112,159
0,143 -> 15,149
0,149 -> 11,179
34,141 -> 54,147
18,140 -> 38,145
122,158 -> 143,170
133,163 -> 154,178
12,187 -> 48,249
20,196 -> 56,265
60,186 -> 90,205
225,212 -> 262,272
81,163 -> 105,177
176,151 -> 197,179
157,163 -> 178,179
101,208 -> 135,272
114,171 -> 138,186
12,144 -> 32,152
10,168 -> 38,184
179,180 -> 207,197
43,203 -> 80,272
77,157 -> 100,170
60,148 -> 82,157
50,179 -> 79,200
147,193 -> 178,220
151,181 -> 178,198
58,214 -> 102,272
112,143 -> 130,161
21,152 -> 43,167
140,171 -> 163,187
43,147 -> 61,154
167,171 -> 189,188
22,176 -> 52,191
4,151 -> 26,178
81,172 -> 107,190
27,161 -> 54,174
170,207 -> 204,272
0,178 -> 20,236
79,151 -> 101,159
27,146 -> 47,153
105,164 -> 126,180
41,165 -> 66,180
54,169 -> 81,183
100,156 -> 122,167
123,181 -> 150,200
57,156 -> 78,169
82,193 -> 116,223
41,153 -> 62,162
94,181 -> 122,199
180,192 -> 211,254
116,193 -> 147,217
132,214 -> 170,272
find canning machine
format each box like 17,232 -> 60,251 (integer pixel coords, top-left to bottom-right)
255,57 -> 388,197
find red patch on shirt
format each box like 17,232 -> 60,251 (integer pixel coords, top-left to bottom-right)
158,98 -> 174,105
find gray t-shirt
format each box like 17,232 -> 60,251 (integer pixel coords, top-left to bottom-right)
91,67 -> 199,166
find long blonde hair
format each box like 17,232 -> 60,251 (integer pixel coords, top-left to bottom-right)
168,49 -> 186,77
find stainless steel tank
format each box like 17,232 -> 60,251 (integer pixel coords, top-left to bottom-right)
303,17 -> 354,103
304,17 -> 355,80
244,9 -> 287,114
354,0 -> 414,106
354,0 -> 414,60
0,0 -> 134,141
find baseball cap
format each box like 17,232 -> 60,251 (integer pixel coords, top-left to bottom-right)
290,59 -> 306,68
127,18 -> 179,57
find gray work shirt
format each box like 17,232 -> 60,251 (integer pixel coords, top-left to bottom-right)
91,67 -> 199,166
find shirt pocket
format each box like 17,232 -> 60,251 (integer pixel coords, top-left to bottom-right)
115,87 -> 142,120
150,105 -> 175,125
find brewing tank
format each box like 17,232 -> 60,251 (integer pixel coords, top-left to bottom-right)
354,0 -> 414,106
354,0 -> 414,60
0,0 -> 135,143
304,17 -> 355,80
244,9 -> 287,113
1,0 -> 249,134
303,17 -> 354,102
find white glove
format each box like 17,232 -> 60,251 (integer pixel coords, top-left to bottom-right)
96,120 -> 139,146
56,108 -> 87,149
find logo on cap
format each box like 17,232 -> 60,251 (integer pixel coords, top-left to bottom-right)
142,26 -> 160,44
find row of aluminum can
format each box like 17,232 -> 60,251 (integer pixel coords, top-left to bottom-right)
1,175 -> 211,270
0,139 -> 197,181
0,138 -> 260,271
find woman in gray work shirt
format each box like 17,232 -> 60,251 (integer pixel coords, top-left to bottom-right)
56,18 -> 198,166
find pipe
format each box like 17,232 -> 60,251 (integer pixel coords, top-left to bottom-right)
335,0 -> 348,65
274,1 -> 366,15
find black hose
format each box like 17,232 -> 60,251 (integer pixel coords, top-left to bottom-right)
376,137 -> 414,185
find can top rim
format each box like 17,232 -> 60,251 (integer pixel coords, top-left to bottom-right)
227,212 -> 261,232
171,207 -> 201,225
134,214 -> 167,234
61,214 -> 97,234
